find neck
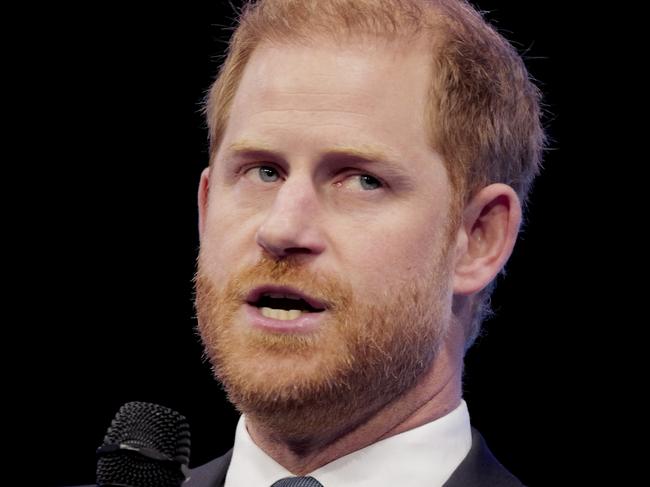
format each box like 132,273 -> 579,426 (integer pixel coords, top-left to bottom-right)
245,334 -> 464,475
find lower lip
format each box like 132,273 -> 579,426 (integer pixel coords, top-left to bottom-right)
243,303 -> 328,334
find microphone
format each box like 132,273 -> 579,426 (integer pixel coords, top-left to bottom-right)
96,401 -> 191,487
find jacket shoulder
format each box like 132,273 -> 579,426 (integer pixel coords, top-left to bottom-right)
186,449 -> 233,487
443,428 -> 525,487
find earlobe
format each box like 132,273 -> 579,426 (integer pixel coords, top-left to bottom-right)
452,184 -> 522,296
198,167 -> 211,240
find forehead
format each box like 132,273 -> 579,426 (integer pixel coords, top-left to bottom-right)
237,39 -> 429,103
221,40 -> 435,149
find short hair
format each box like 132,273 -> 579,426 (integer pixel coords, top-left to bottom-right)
203,0 -> 548,350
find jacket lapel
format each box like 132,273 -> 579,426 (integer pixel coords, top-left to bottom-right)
187,427 -> 524,487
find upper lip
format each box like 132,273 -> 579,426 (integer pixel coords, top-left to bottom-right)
246,285 -> 328,310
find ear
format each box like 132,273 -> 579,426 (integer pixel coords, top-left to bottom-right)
198,167 -> 211,241
452,183 -> 522,295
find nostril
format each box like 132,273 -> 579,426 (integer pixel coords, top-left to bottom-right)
255,223 -> 326,259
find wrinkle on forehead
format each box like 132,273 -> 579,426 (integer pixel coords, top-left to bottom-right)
239,37 -> 432,98
227,42 -> 433,139
215,36 -> 448,196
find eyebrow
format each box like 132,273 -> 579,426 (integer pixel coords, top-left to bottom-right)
225,139 -> 417,191
224,139 -> 413,182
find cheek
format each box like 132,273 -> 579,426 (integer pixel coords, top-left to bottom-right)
205,187 -> 259,237
343,220 -> 443,299
200,203 -> 255,277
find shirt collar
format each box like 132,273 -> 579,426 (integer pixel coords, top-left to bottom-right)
225,400 -> 472,487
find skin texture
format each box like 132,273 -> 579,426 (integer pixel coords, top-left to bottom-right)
196,38 -> 522,474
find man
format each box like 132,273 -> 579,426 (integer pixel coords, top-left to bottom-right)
191,0 -> 545,486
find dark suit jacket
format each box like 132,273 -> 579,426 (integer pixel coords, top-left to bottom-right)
185,427 -> 525,487
73,427 -> 523,486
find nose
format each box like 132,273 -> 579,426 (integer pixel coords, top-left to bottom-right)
255,176 -> 326,260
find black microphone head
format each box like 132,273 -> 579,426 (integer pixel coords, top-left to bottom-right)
96,401 -> 191,487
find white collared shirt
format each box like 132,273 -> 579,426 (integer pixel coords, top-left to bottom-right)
225,400 -> 472,487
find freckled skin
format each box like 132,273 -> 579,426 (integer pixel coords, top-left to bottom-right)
196,39 -> 468,474
202,41 -> 453,299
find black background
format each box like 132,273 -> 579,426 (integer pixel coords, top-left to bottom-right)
19,1 -> 596,486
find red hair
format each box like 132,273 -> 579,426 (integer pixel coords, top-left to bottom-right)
203,0 -> 547,349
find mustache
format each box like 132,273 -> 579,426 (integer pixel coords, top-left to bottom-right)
194,251 -> 354,311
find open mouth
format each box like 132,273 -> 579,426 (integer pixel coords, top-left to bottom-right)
246,290 -> 327,321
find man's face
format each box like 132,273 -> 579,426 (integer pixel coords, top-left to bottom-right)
196,39 -> 459,438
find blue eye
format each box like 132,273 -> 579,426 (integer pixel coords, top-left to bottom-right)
249,166 -> 279,183
358,174 -> 382,191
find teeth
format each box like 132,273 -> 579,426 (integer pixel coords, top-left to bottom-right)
266,293 -> 302,300
260,307 -> 304,320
